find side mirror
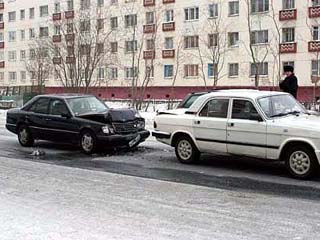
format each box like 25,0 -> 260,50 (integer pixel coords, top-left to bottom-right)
249,113 -> 263,122
61,113 -> 72,119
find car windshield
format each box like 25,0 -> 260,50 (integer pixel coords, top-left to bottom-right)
179,94 -> 203,108
258,94 -> 307,118
67,96 -> 108,115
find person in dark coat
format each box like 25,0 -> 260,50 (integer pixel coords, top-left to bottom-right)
279,65 -> 298,99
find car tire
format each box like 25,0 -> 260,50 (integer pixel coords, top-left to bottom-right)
284,145 -> 319,179
17,124 -> 34,147
175,136 -> 200,164
80,130 -> 97,154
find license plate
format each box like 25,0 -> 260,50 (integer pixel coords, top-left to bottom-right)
129,135 -> 141,147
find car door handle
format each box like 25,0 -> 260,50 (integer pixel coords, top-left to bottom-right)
45,118 -> 52,121
194,120 -> 201,125
228,123 -> 234,127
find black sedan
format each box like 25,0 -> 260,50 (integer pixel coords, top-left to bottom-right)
6,94 -> 150,154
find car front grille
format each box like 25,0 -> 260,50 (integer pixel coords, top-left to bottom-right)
112,121 -> 138,134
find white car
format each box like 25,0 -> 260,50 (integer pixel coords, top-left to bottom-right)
152,90 -> 320,179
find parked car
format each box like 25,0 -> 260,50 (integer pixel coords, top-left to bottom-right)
6,94 -> 150,154
153,89 -> 320,179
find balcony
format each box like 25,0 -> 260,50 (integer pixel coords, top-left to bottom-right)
65,33 -> 75,42
53,57 -> 62,64
53,13 -> 62,21
143,0 -> 155,7
279,42 -> 297,54
309,6 -> 320,18
163,0 -> 175,3
0,42 -> 4,49
143,50 -> 155,59
66,56 -> 75,64
162,22 -> 175,32
52,35 -> 62,43
0,22 -> 4,29
308,41 -> 320,52
65,10 -> 74,19
162,49 -> 175,58
279,9 -> 297,21
143,24 -> 156,33
0,61 -> 4,68
0,2 -> 4,10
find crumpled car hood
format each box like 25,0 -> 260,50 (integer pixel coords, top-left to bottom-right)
77,109 -> 139,124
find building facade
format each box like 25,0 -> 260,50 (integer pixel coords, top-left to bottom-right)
1,0 -> 320,100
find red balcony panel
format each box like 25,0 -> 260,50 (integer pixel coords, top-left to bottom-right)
52,35 -> 61,43
53,57 -> 62,64
0,61 -> 5,68
66,56 -> 75,64
0,3 -> 4,10
308,41 -> 320,52
0,22 -> 4,29
143,24 -> 155,34
53,13 -> 62,21
163,0 -> 175,4
0,42 -> 4,49
144,0 -> 155,7
143,50 -> 155,59
279,9 -> 297,21
309,6 -> 320,18
162,22 -> 175,32
65,33 -> 75,42
65,10 -> 74,19
279,43 -> 297,54
162,49 -> 175,58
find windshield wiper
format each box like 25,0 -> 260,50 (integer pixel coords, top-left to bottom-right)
270,111 -> 301,118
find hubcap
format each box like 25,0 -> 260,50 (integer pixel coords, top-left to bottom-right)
19,128 -> 28,144
289,151 -> 311,176
82,134 -> 93,152
177,140 -> 192,160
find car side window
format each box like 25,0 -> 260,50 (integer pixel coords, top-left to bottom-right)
49,100 -> 69,116
29,98 -> 49,114
199,99 -> 229,118
232,100 -> 259,120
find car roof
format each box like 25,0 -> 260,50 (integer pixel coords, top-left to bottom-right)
188,89 -> 288,112
35,93 -> 94,99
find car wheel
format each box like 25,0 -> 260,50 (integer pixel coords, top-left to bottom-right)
285,145 -> 319,179
18,125 -> 34,147
80,130 -> 97,154
175,136 -> 200,164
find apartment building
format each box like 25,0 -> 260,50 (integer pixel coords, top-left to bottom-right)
1,0 -> 320,100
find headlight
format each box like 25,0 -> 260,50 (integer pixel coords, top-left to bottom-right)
102,126 -> 113,134
135,112 -> 142,118
137,121 -> 145,129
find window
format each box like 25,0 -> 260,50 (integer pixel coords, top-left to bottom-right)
232,100 -> 260,120
125,40 -> 137,52
208,34 -> 218,47
8,11 -> 16,22
81,0 -> 91,9
125,67 -> 138,79
209,4 -> 218,18
111,0 -> 118,5
184,36 -> 199,49
125,14 -> 137,27
282,27 -> 295,43
0,13 -> 3,22
20,50 -> 26,60
164,65 -> 173,78
108,67 -> 118,79
54,2 -> 61,13
283,61 -> 294,71
20,30 -> 25,40
29,49 -> 36,60
39,27 -> 49,38
54,25 -> 61,35
39,5 -> 48,17
250,62 -> 268,76
145,66 -> 154,78
146,12 -> 154,24
283,0 -> 295,9
228,32 -> 239,46
146,39 -> 154,50
313,26 -> 320,41
20,71 -> 26,82
98,67 -> 105,79
9,72 -> 17,82
29,98 -> 50,114
111,42 -> 118,53
250,30 -> 268,44
111,17 -> 118,29
0,72 -> 4,82
97,19 -> 104,31
229,63 -> 239,77
184,64 -> 198,77
184,7 -> 199,21
20,9 -> 25,20
80,20 -> 90,32
0,32 -> 3,41
67,23 -> 73,33
67,0 -> 74,10
29,28 -> 35,39
208,63 -> 217,78
29,8 -> 35,19
0,52 -> 3,61
8,31 -> 16,42
199,99 -> 229,118
251,0 -> 269,13
229,1 -> 239,16
165,10 -> 174,22
165,37 -> 174,49
49,100 -> 69,116
97,0 -> 104,7
312,60 -> 320,76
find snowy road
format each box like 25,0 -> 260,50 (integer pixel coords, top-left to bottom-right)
1,110 -> 320,239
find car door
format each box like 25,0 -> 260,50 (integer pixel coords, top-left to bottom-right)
227,99 -> 267,158
192,98 -> 230,154
46,99 -> 79,143
27,98 -> 50,139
